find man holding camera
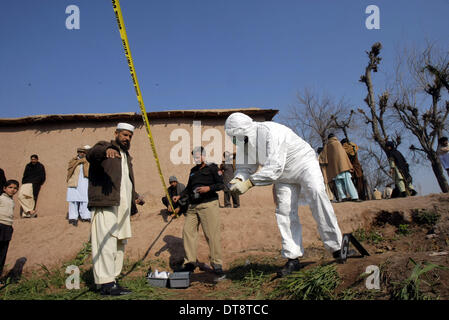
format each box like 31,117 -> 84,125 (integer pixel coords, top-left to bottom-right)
173,146 -> 225,278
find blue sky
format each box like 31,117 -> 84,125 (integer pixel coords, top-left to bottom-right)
1,0 -> 448,194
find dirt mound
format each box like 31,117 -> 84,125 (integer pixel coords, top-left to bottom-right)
5,191 -> 448,277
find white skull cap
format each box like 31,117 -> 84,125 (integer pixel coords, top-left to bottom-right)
117,122 -> 135,132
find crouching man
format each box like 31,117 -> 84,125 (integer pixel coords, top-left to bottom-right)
87,123 -> 144,295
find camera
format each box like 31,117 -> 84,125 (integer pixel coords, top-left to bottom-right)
178,193 -> 190,207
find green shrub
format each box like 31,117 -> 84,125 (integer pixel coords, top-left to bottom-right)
411,209 -> 440,227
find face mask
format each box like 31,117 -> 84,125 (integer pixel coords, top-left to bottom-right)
232,136 -> 248,145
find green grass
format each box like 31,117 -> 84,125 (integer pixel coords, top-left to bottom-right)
210,256 -> 280,299
391,258 -> 449,300
270,264 -> 341,300
2,243 -> 448,300
0,242 -> 174,300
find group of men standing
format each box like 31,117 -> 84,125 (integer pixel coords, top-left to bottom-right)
161,150 -> 240,216
80,117 -> 345,294
2,149 -> 93,225
318,133 -> 419,202
3,112 -> 431,296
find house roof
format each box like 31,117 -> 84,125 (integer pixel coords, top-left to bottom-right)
0,108 -> 278,126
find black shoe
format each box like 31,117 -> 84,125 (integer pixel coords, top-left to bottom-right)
224,205 -> 232,208
212,264 -> 226,281
212,264 -> 225,276
233,205 -> 240,208
410,190 -> 417,196
81,218 -> 91,223
100,282 -> 132,296
277,258 -> 301,277
179,263 -> 196,273
69,219 -> 78,226
351,199 -> 363,202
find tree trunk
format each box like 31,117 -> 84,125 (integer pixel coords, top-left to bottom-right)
429,153 -> 449,193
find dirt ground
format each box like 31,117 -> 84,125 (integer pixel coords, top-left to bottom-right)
4,191 -> 449,299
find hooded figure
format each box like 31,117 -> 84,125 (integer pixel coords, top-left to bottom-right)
225,113 -> 343,277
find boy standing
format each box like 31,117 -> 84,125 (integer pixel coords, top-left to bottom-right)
0,180 -> 19,278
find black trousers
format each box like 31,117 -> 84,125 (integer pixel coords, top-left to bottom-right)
224,191 -> 240,207
0,241 -> 11,277
0,224 -> 13,277
162,197 -> 179,209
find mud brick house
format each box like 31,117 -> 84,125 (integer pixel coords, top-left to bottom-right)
0,108 -> 278,217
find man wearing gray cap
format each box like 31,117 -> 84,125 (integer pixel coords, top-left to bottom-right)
87,122 -> 144,295
161,175 -> 185,216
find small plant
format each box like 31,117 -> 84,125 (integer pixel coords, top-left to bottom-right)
411,209 -> 440,227
397,224 -> 411,236
271,264 -> 341,300
241,269 -> 270,298
65,241 -> 92,267
391,258 -> 449,300
353,228 -> 383,244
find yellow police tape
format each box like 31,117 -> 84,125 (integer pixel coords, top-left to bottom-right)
111,0 -> 178,217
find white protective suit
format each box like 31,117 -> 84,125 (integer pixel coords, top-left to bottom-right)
225,113 -> 342,259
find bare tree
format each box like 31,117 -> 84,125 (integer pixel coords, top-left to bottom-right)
391,43 -> 449,192
358,42 -> 402,152
281,88 -> 348,150
358,145 -> 392,192
331,110 -> 355,141
355,42 -> 407,195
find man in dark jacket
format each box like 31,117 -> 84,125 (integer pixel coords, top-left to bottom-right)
161,176 -> 185,215
0,169 -> 6,188
220,151 -> 240,208
385,141 -> 417,197
173,146 -> 225,279
87,123 -> 144,296
17,155 -> 46,218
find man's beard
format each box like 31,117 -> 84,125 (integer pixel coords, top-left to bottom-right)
116,137 -> 130,151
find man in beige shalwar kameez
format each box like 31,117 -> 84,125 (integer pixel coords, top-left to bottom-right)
87,123 -> 144,296
319,134 -> 360,202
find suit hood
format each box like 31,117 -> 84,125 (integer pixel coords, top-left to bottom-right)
225,112 -> 257,138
